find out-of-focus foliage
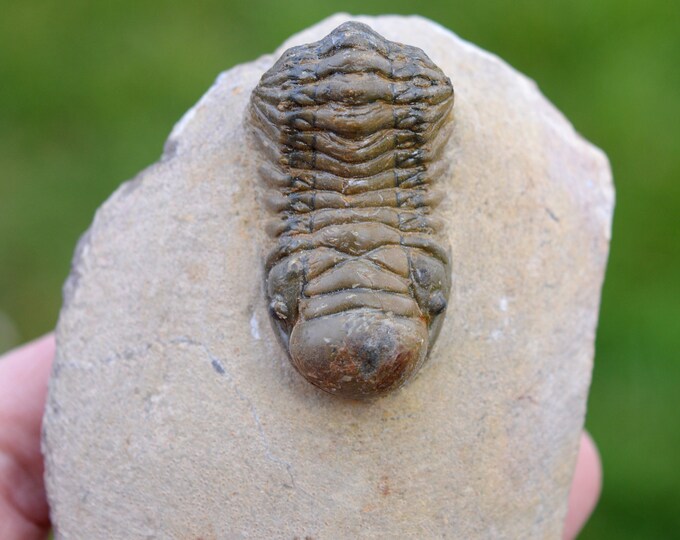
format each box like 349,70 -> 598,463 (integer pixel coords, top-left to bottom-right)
0,1 -> 678,537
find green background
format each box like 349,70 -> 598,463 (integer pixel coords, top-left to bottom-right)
1,1 -> 678,537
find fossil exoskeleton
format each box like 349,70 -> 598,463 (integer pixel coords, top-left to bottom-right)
249,21 -> 454,398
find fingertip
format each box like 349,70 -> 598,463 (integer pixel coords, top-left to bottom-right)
0,332 -> 56,428
0,334 -> 55,539
1,333 -> 55,367
31,333 -> 56,358
563,431 -> 602,539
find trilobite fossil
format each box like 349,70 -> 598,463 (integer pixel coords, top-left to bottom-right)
249,21 -> 454,398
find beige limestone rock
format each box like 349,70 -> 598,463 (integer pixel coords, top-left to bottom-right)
43,14 -> 614,539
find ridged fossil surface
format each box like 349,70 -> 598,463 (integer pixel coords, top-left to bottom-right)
249,22 -> 454,398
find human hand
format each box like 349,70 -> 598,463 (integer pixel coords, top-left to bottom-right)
0,334 -> 601,539
564,431 -> 602,539
0,334 -> 53,539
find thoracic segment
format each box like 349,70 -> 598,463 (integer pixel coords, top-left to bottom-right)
249,21 -> 454,398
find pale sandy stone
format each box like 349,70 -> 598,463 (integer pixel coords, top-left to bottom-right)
43,13 -> 613,539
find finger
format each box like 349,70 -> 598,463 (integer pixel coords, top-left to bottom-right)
563,431 -> 602,540
0,333 -> 55,540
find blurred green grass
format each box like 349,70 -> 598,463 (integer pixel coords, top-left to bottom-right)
1,1 -> 678,537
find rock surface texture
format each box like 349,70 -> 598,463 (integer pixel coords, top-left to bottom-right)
43,14 -> 614,540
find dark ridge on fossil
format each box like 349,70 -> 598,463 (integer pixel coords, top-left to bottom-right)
249,21 -> 454,399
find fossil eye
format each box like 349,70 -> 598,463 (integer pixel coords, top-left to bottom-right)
250,21 -> 454,398
428,291 -> 448,315
270,297 -> 289,320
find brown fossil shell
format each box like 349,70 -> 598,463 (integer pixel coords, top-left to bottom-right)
249,21 -> 454,399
